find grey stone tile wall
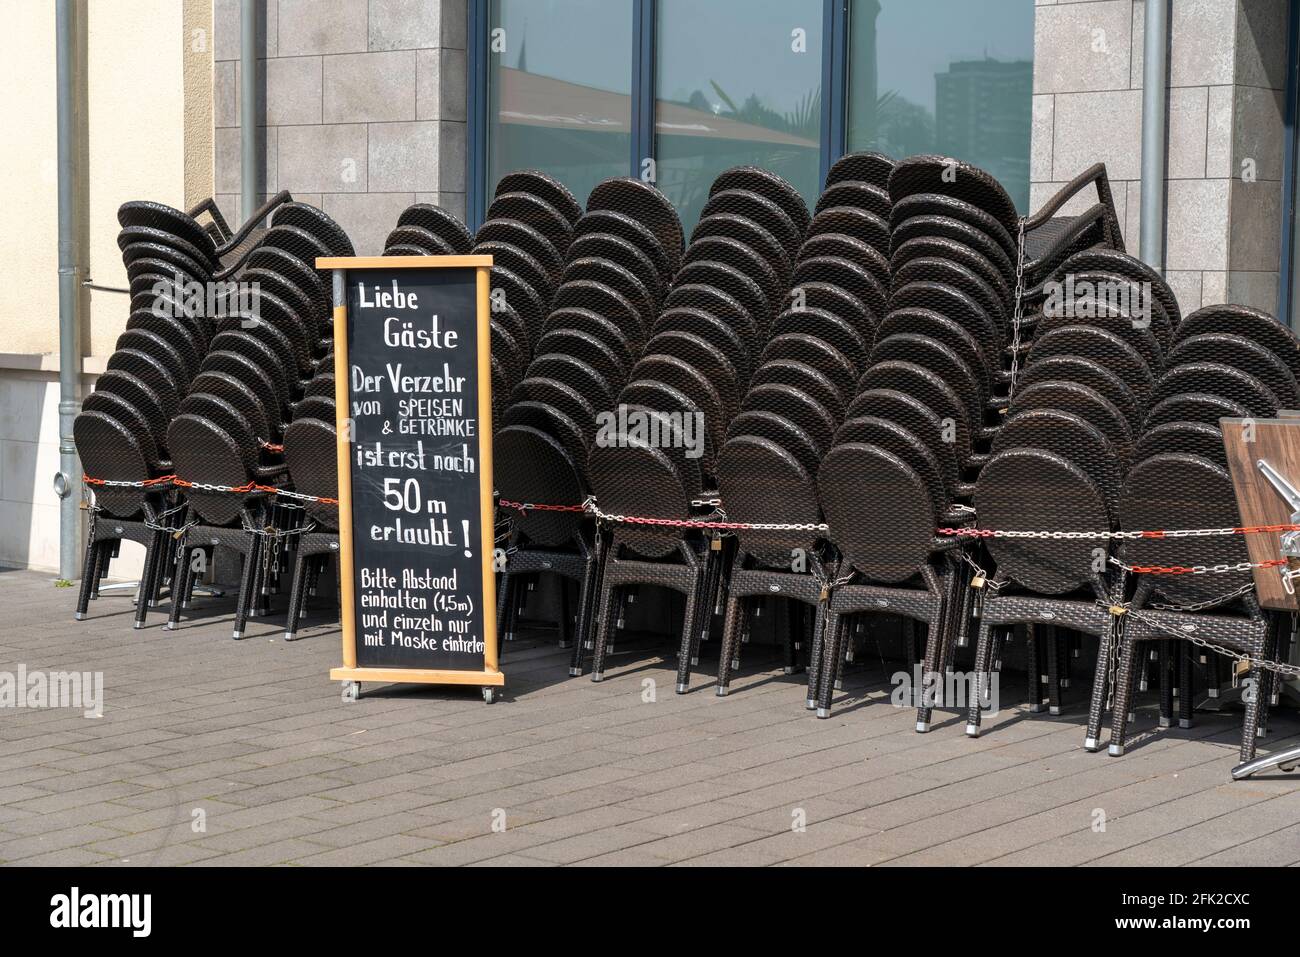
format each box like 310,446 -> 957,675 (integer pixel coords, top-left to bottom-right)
1030,0 -> 1289,318
214,0 -> 468,255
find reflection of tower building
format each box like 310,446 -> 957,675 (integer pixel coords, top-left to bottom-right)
935,57 -> 1032,208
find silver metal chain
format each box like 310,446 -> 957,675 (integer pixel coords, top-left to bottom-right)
1007,216 -> 1027,398
1109,557 -> 1278,576
1146,581 -> 1259,613
1125,605 -> 1300,679
1103,569 -> 1128,709
968,525 -> 1273,541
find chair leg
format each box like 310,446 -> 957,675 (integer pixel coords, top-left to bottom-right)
966,617 -> 995,736
780,599 -> 801,676
671,570 -> 702,694
133,532 -> 164,630
1045,625 -> 1063,716
916,609 -> 944,732
588,558 -> 621,682
804,604 -> 830,710
90,538 -> 109,598
284,547 -> 311,641
815,609 -> 845,718
1108,632 -> 1140,756
75,535 -> 101,620
1239,664 -> 1263,763
232,538 -> 261,640
166,545 -> 193,632
557,575 -> 572,648
1024,624 -> 1045,712
714,582 -> 745,696
691,547 -> 720,665
1177,641 -> 1194,729
569,545 -> 601,677
1085,618 -> 1116,751
496,566 -> 515,646
674,561 -> 708,694
1157,641 -> 1175,728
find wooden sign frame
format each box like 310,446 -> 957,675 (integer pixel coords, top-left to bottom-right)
318,256 -> 504,696
1220,415 -> 1300,612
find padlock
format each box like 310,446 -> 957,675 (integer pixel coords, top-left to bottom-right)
970,574 -> 986,589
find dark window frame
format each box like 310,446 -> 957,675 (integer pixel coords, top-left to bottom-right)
471,0 -> 1032,231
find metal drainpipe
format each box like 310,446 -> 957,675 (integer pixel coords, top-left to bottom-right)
240,0 -> 260,219
1139,0 -> 1170,271
55,0 -> 82,581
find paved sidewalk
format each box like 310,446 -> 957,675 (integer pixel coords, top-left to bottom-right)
0,567 -> 1297,866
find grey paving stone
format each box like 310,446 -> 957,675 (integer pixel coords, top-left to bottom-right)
2,568 -> 1297,866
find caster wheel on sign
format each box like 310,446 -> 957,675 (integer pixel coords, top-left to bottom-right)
482,687 -> 497,704
341,681 -> 361,702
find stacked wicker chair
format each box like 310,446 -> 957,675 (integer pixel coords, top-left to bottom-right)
280,364 -> 343,641
583,167 -> 806,691
164,202 -> 353,638
812,155 -> 1013,724
77,192 -> 296,627
966,249 -> 1173,738
710,154 -> 882,699
491,175 -> 670,669
1097,304 -> 1300,761
578,176 -> 756,685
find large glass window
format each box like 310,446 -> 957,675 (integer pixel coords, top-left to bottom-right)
847,0 -> 1034,212
654,0 -> 824,232
487,0 -> 634,208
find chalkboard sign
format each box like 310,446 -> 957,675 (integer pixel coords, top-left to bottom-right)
318,256 -> 503,702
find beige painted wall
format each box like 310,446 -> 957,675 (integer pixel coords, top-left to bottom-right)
0,1 -> 59,356
0,0 -> 212,360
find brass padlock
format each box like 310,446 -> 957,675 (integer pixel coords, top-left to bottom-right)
970,575 -> 986,589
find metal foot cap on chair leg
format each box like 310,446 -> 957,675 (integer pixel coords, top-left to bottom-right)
1158,717 -> 1172,728
567,667 -> 581,677
590,672 -> 603,683
690,656 -> 699,666
133,622 -> 144,630
1049,706 -> 1061,716
715,685 -> 729,697
1179,719 -> 1192,729
1108,743 -> 1125,757
231,630 -> 243,640
815,707 -> 830,719
1083,736 -> 1099,752
675,682 -> 688,694
165,621 -> 176,631
805,698 -> 816,710
74,612 -> 85,621
915,720 -> 930,733
965,723 -> 980,737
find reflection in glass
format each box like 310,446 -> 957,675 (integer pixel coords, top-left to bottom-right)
487,0 -> 634,208
848,0 -> 1034,211
655,0 -> 824,232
